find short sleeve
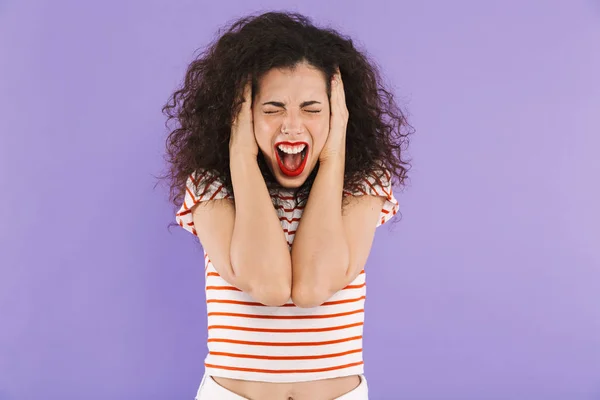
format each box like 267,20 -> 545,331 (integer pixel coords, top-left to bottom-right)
175,171 -> 232,236
344,169 -> 399,227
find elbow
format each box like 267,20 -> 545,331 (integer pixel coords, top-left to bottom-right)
229,252 -> 292,306
248,281 -> 291,307
291,283 -> 332,308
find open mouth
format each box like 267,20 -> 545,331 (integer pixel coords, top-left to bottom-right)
274,142 -> 309,177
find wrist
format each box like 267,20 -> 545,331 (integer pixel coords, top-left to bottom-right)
229,139 -> 258,157
318,151 -> 345,168
229,150 -> 264,184
230,147 -> 259,163
315,153 -> 345,192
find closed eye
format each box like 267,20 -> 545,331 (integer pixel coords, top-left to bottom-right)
305,110 -> 321,114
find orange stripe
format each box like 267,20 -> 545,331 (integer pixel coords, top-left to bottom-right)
185,186 -> 198,204
207,272 -> 220,277
206,286 -> 241,291
279,216 -> 301,223
271,194 -> 296,201
322,295 -> 366,306
275,205 -> 304,212
344,282 -> 366,290
208,322 -> 363,333
356,186 -> 369,196
176,208 -> 192,217
209,184 -> 224,200
179,174 -> 211,213
207,309 -> 363,320
363,177 -> 381,197
372,173 -> 392,199
204,361 -> 363,374
209,348 -> 361,361
191,171 -> 207,186
207,335 -> 362,347
197,176 -> 219,201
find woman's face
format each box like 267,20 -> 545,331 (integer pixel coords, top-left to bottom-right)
253,62 -> 330,188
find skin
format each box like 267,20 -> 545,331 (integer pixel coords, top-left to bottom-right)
195,62 -> 385,399
253,62 -> 330,188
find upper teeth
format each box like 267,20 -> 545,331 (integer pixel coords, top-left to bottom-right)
277,144 -> 306,154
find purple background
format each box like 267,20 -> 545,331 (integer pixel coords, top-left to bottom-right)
1,0 -> 599,399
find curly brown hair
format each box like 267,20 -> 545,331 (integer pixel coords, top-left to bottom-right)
161,11 -> 412,211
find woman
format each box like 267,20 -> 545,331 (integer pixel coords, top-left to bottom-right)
163,11 -> 411,400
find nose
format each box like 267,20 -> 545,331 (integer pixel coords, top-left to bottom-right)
281,110 -> 304,134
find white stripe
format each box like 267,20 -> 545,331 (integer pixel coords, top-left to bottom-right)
207,311 -> 364,330
205,350 -> 363,371
322,286 -> 366,303
206,299 -> 365,316
204,289 -> 258,303
207,324 -> 364,344
208,337 -> 363,357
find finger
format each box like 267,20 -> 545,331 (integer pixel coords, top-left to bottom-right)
237,79 -> 253,123
330,75 -> 338,116
242,80 -> 252,109
335,70 -> 347,109
331,74 -> 346,116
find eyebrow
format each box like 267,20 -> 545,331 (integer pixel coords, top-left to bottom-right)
262,100 -> 322,108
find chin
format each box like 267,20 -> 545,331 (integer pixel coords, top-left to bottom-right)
265,154 -> 317,189
269,164 -> 313,189
261,143 -> 318,189
274,174 -> 309,189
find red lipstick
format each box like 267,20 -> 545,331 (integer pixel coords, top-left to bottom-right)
274,141 -> 309,177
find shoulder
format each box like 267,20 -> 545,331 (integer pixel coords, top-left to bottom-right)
175,170 -> 233,236
343,169 -> 399,227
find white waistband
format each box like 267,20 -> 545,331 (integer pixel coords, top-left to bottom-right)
195,374 -> 369,400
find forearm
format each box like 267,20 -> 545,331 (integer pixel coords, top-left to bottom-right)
291,155 -> 350,307
229,153 -> 292,305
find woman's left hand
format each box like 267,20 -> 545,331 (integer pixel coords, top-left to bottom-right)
319,69 -> 349,163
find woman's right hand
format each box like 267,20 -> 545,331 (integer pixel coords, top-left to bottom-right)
229,80 -> 259,157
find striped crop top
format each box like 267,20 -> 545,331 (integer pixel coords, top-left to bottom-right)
175,170 -> 399,383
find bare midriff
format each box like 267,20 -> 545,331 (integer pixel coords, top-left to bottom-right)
213,374 -> 361,400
